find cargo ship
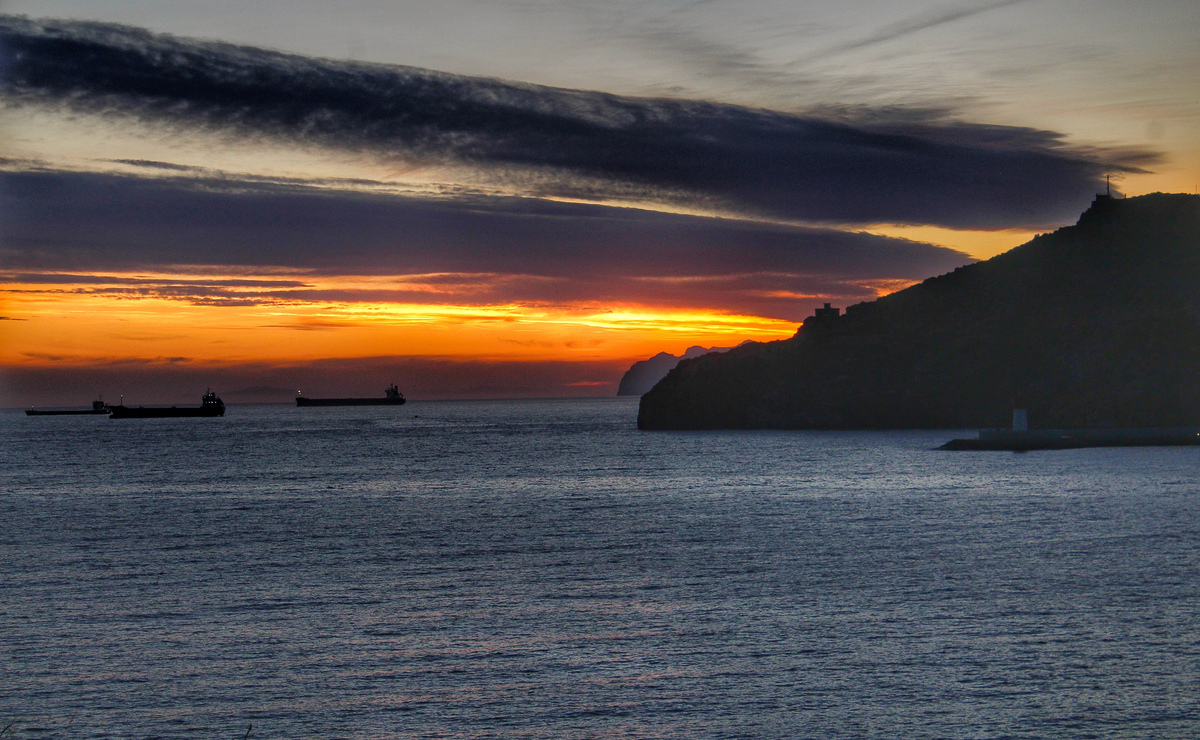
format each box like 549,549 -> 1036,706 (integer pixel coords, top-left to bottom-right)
296,384 -> 406,407
109,390 -> 225,419
26,398 -> 111,416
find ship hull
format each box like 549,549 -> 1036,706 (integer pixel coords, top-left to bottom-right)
109,406 -> 224,418
941,426 -> 1200,451
296,397 -> 406,406
26,408 -> 111,416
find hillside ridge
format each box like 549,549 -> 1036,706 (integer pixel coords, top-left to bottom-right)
638,192 -> 1200,430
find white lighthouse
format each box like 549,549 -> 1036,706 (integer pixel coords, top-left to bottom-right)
1012,397 -> 1028,432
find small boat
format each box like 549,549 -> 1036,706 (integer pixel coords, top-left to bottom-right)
296,383 -> 406,407
26,398 -> 111,416
109,390 -> 225,419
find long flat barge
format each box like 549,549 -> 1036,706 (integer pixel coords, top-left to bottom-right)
296,384 -> 405,407
109,390 -> 225,419
26,400 -> 110,416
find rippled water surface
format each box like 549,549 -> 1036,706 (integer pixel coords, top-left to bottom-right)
2,398 -> 1199,739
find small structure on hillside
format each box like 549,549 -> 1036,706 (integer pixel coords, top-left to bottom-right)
807,302 -> 841,326
1094,174 -> 1125,205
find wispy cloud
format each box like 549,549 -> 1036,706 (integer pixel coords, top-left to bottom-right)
802,0 -> 1033,61
0,15 -> 1155,229
106,159 -> 209,172
1,272 -> 310,288
3,268 -> 921,321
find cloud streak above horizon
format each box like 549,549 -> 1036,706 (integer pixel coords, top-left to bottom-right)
0,169 -> 971,319
0,14 -> 1157,229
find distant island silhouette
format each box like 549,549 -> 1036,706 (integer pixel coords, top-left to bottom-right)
617,346 -> 733,396
639,192 -> 1200,430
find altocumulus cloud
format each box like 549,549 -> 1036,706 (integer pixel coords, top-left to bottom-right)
0,15 -> 1157,229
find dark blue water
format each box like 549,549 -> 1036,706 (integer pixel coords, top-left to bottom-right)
2,398 -> 1199,739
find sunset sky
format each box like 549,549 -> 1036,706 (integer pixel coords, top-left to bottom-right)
2,1 -> 1197,404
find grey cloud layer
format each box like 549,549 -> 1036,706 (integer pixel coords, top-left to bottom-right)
0,15 -> 1155,229
0,170 -> 969,319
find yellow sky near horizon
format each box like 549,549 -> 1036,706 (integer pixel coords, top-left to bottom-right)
0,276 -> 801,370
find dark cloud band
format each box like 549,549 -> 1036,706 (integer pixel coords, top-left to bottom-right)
0,168 -> 970,278
0,15 -> 1156,229
0,169 -> 969,319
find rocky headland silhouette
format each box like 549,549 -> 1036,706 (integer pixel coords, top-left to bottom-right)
617,346 -> 733,396
638,192 -> 1200,430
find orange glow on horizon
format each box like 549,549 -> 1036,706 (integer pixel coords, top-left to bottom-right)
0,272 -> 799,369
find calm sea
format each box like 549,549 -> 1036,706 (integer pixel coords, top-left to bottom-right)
2,398 -> 1198,739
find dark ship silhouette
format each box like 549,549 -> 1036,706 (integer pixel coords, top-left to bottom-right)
296,384 -> 406,407
108,390 -> 225,418
26,398 -> 111,416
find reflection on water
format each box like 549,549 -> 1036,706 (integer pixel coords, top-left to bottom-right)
2,398 -> 1198,738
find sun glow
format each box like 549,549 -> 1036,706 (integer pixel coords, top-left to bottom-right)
0,272 -> 798,369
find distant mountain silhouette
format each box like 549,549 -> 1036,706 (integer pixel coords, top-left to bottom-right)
223,386 -> 296,403
639,193 -> 1200,430
617,346 -> 733,396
